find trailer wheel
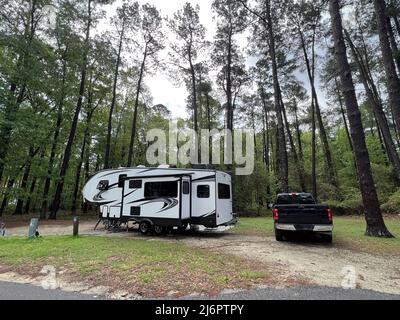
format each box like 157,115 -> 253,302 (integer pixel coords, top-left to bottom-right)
139,221 -> 151,235
153,225 -> 165,235
178,222 -> 188,232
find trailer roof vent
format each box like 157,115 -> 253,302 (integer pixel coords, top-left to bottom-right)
158,164 -> 171,168
136,165 -> 146,168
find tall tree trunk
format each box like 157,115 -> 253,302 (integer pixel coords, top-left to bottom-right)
393,16 -> 400,36
0,179 -> 15,216
373,0 -> 400,136
387,17 -> 400,74
266,0 -> 288,193
127,47 -> 147,167
311,98 -> 317,200
41,59 -> 66,219
205,92 -> 212,164
24,176 -> 37,214
14,147 -> 35,215
71,111 -> 92,213
293,100 -> 303,164
280,96 -> 306,191
49,0 -> 92,220
345,29 -> 400,182
335,77 -> 357,173
298,27 -> 338,189
24,150 -> 45,214
329,0 -> 393,238
82,132 -> 92,214
0,87 -> 26,185
105,24 -> 125,169
189,55 -> 199,162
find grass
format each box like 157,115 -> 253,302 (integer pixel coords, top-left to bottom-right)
234,216 -> 400,255
0,235 -> 271,297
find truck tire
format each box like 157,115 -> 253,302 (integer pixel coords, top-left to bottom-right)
153,225 -> 165,235
275,228 -> 285,241
139,221 -> 151,235
324,232 -> 333,243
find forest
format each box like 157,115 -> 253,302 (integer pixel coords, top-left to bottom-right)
1,0 -> 400,238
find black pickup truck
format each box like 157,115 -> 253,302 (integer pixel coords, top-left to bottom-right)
272,193 -> 333,242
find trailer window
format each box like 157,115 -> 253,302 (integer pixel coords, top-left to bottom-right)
218,183 -> 230,199
197,185 -> 210,198
129,180 -> 142,189
118,174 -> 127,188
97,180 -> 109,190
144,181 -> 178,198
182,181 -> 190,194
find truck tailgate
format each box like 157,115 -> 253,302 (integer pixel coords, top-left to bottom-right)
275,205 -> 330,224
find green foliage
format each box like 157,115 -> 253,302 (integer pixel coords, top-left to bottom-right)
381,189 -> 400,214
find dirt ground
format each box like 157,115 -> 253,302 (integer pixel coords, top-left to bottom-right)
2,220 -> 400,295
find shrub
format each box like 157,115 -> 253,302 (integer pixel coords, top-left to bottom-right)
381,189 -> 400,215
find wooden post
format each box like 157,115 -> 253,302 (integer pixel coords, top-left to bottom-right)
73,217 -> 79,237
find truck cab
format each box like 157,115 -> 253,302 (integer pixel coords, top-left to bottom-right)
272,193 -> 333,243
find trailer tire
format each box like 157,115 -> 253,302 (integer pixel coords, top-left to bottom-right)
153,225 -> 165,235
178,222 -> 188,232
139,221 -> 151,235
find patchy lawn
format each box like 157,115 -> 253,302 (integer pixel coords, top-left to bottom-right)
0,235 -> 274,297
0,211 -> 98,228
233,216 -> 400,255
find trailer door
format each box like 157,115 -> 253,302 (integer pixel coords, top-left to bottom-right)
181,177 -> 191,220
216,172 -> 233,225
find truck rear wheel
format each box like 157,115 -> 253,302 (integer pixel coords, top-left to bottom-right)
323,232 -> 333,243
275,228 -> 285,242
139,221 -> 151,235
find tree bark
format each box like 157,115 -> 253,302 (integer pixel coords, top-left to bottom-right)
13,147 -> 35,215
266,0 -> 288,193
329,0 -> 393,238
298,27 -> 338,189
373,0 -> 400,136
105,23 -> 125,169
127,47 -> 147,167
345,29 -> 400,182
293,100 -> 303,164
311,98 -> 317,201
387,17 -> 400,74
71,110 -> 92,213
40,57 -> 66,219
0,179 -> 15,216
280,95 -> 306,191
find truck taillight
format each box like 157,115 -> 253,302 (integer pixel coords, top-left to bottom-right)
327,208 -> 333,222
273,209 -> 279,220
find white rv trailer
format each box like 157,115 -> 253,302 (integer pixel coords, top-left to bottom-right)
82,166 -> 235,234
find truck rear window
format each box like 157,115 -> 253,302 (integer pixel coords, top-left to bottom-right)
276,194 -> 316,205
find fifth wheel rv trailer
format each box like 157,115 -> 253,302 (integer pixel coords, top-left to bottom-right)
82,166 -> 235,234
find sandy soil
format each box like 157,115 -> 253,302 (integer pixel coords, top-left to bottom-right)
2,220 -> 400,295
